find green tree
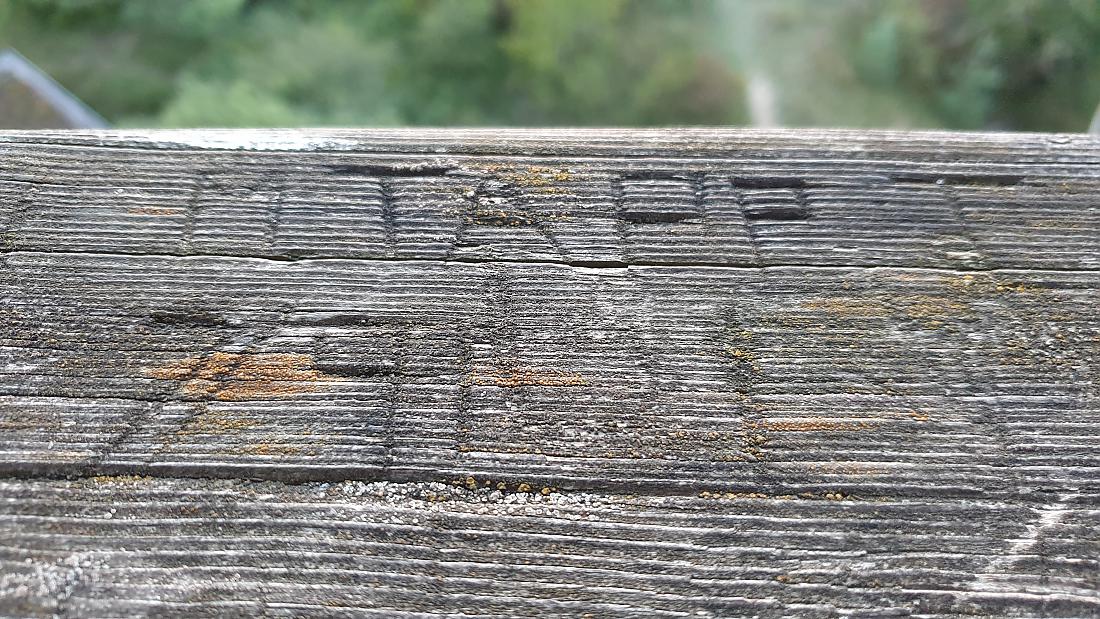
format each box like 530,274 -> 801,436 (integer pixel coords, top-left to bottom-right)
503,0 -> 745,125
2,0 -> 1096,130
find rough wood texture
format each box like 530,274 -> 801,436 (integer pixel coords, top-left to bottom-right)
0,129 -> 1098,617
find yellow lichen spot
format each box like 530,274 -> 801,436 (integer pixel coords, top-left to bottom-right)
945,274 -> 978,292
90,474 -> 152,485
540,486 -> 552,496
701,490 -> 770,500
517,483 -> 531,493
724,347 -> 757,361
800,298 -> 891,317
762,419 -> 874,432
242,443 -> 303,456
995,281 -> 1043,295
176,409 -> 258,436
495,165 -> 573,189
905,296 -> 969,321
464,476 -> 478,490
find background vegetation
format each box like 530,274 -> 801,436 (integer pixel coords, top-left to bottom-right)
1,0 -> 1097,130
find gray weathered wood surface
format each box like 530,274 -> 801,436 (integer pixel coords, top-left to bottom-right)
0,128 -> 1097,617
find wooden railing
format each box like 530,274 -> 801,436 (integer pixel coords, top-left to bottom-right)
1,129 -> 1098,616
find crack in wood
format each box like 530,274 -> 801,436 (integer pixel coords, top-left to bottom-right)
731,176 -> 808,190
327,163 -> 452,177
4,247 -> 1100,274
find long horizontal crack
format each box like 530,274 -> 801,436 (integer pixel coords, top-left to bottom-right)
2,247 -> 1098,275
0,461 -> 1084,501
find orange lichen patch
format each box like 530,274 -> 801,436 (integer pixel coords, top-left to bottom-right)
147,352 -> 337,401
214,381 -> 320,401
146,355 -> 202,381
470,366 -> 588,388
800,298 -> 891,317
909,410 -> 931,422
127,207 -> 178,216
757,419 -> 875,432
739,432 -> 770,461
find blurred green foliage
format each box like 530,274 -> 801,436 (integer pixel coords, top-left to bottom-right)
0,0 -> 1097,130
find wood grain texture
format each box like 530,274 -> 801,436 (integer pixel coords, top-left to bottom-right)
0,129 -> 1098,617
1,477 -> 1097,618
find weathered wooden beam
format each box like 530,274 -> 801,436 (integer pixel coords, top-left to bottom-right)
1,129 -> 1097,269
0,129 -> 1097,617
2,477 -> 1096,618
